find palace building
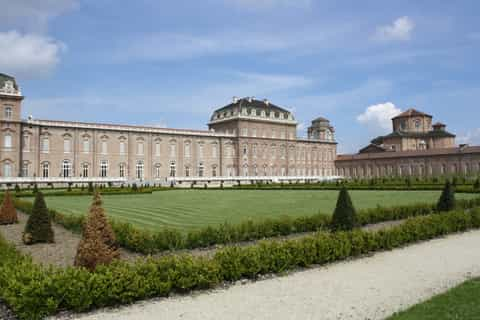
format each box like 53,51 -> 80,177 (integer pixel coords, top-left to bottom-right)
335,109 -> 480,178
0,73 -> 337,184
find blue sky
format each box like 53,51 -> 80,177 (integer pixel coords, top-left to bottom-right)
1,0 -> 479,153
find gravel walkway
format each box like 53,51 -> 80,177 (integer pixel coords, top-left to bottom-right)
0,212 -> 139,268
57,230 -> 480,320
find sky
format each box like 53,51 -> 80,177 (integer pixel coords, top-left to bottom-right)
1,0 -> 479,153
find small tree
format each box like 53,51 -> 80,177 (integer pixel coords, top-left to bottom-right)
74,192 -> 119,270
33,183 -> 38,194
14,184 -> 21,194
0,191 -> 18,225
437,180 -> 456,212
23,192 -> 54,244
331,187 -> 357,231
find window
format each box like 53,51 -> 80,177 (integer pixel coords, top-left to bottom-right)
62,160 -> 72,178
271,129 -> 276,139
252,144 -> 257,158
169,162 -> 176,177
198,143 -> 204,159
64,138 -> 71,153
169,142 -> 176,158
4,106 -> 12,119
252,128 -> 257,137
137,142 -> 144,155
155,142 -> 161,156
42,162 -> 49,178
23,135 -> 30,151
415,119 -> 421,129
212,144 -> 218,158
83,139 -> 90,153
136,161 -> 144,180
101,141 -> 108,154
100,160 -> 108,177
3,163 -> 12,177
242,128 -> 248,137
4,134 -> 12,148
198,162 -> 204,177
243,144 -> 247,156
185,166 -> 190,177
82,163 -> 89,177
22,163 -> 28,177
243,165 -> 248,176
184,143 -> 191,158
119,141 -> 126,154
212,166 -> 217,177
155,164 -> 161,178
119,163 -> 126,178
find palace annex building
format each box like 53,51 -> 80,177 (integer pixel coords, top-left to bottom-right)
1,73 -> 479,184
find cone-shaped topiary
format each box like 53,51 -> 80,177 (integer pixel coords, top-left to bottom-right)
74,192 -> 119,270
0,191 -> 18,225
331,187 -> 357,231
437,180 -> 456,212
23,192 -> 54,244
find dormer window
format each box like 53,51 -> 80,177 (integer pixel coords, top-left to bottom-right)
4,106 -> 12,119
414,119 -> 421,128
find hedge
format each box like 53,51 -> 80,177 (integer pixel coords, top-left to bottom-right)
1,208 -> 480,320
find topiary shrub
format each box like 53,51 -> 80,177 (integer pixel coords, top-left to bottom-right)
33,183 -> 38,194
14,184 -> 20,194
437,180 -> 456,212
330,187 -> 357,231
74,191 -> 119,271
474,178 -> 480,191
88,182 -> 94,193
0,191 -> 18,225
23,192 -> 54,244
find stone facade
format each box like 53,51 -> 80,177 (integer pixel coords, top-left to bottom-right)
336,109 -> 480,178
0,75 -> 337,182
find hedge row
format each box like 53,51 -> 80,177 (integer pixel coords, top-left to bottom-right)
1,208 -> 480,320
12,196 -> 480,254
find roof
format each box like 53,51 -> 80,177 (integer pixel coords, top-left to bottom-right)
213,97 -> 291,115
371,129 -> 456,144
392,108 -> 432,120
0,73 -> 19,90
312,116 -> 330,123
433,122 -> 446,127
359,144 -> 387,154
336,146 -> 480,162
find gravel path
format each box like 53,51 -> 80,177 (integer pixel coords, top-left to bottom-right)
58,230 -> 480,320
0,212 -> 139,268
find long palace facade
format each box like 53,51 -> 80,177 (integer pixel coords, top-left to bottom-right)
0,73 -> 337,183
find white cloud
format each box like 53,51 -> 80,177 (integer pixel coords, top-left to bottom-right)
373,16 -> 415,42
0,0 -> 78,31
357,102 -> 401,133
0,31 -> 66,78
458,128 -> 480,145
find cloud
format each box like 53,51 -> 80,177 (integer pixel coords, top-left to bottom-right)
458,128 -> 480,145
357,102 -> 401,133
0,31 -> 66,78
373,16 -> 415,42
0,0 -> 78,31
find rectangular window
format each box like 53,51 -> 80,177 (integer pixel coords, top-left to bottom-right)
170,143 -> 176,158
100,160 -> 108,177
3,163 -> 11,177
155,142 -> 160,156
185,143 -> 191,158
198,143 -> 204,159
119,141 -> 126,155
82,164 -> 89,177
242,128 -> 248,137
119,164 -> 126,178
83,139 -> 90,153
42,163 -> 49,178
23,135 -> 30,152
4,106 -> 12,119
4,134 -> 12,149
64,139 -> 71,153
22,163 -> 28,177
212,144 -> 218,158
101,141 -> 107,154
137,142 -> 144,155
252,128 -> 257,137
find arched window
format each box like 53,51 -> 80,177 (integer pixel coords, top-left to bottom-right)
4,106 -> 12,119
136,161 -> 144,180
42,162 -> 49,178
62,160 -> 72,178
169,161 -> 176,177
3,162 -> 12,177
198,162 -> 204,177
119,163 -> 126,178
4,133 -> 12,148
100,160 -> 108,177
82,163 -> 89,177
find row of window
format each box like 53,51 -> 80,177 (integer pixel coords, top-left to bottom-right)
240,127 -> 293,139
339,162 -> 480,177
242,144 -> 334,161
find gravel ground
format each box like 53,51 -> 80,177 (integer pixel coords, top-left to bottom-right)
56,230 -> 480,320
0,300 -> 18,320
0,212 -> 139,268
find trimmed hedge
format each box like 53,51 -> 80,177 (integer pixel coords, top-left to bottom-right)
12,196 -> 480,254
1,208 -> 480,319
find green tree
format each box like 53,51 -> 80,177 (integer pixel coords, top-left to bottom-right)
437,180 -> 456,212
14,184 -> 20,194
331,187 -> 358,231
23,192 -> 54,244
474,178 -> 480,191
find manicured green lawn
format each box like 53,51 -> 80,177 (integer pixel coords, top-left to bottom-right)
388,278 -> 480,320
38,190 -> 476,231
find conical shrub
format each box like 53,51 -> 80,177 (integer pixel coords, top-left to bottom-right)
23,192 -> 54,244
437,180 -> 456,212
74,192 -> 119,270
0,191 -> 18,225
331,187 -> 357,231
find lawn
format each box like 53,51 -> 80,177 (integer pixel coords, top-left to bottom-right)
39,190 -> 476,232
388,278 -> 480,320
